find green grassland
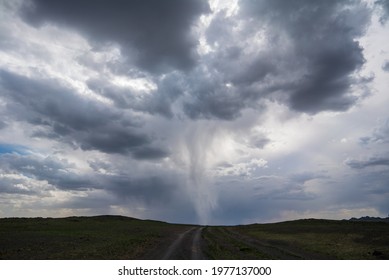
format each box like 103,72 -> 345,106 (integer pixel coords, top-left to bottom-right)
0,215 -> 190,259
1,216 -> 388,259
226,219 -> 389,259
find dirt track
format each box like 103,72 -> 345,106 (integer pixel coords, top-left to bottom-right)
162,227 -> 205,260
141,226 -> 206,259
144,226 -> 328,260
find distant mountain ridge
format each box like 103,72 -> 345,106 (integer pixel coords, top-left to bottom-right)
349,216 -> 389,223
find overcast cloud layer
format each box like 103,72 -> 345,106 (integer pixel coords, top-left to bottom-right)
0,0 -> 388,224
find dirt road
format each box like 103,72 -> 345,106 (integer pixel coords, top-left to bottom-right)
144,226 -> 328,260
162,227 -> 205,260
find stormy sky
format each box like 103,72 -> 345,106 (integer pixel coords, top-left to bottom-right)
0,0 -> 388,225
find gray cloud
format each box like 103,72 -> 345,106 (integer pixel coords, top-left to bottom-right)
87,72 -> 183,118
85,163 -> 197,221
95,173 -> 198,223
21,0 -> 209,74
0,70 -> 120,130
108,176 -> 178,204
383,61 -> 389,71
335,169 -> 389,215
231,58 -> 276,87
359,118 -> 389,145
0,152 -> 198,223
212,166 -> 389,224
14,0 -> 371,123
132,146 -> 170,160
0,120 -> 7,130
0,151 -> 184,203
376,0 -> 389,23
0,0 -> 388,224
183,89 -> 245,120
239,0 -> 370,114
289,172 -> 328,184
345,156 -> 389,169
249,135 -> 271,150
180,62 -> 255,120
178,0 -> 371,121
0,175 -> 37,195
0,70 -> 168,158
0,153 -> 93,191
211,176 -> 319,224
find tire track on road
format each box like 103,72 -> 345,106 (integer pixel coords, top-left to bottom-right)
162,227 -> 205,260
191,227 -> 205,260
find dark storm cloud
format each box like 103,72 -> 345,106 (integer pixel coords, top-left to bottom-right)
181,65 -> 248,120
239,0 -> 370,114
180,0 -> 371,121
108,176 -> 177,204
1,0 -> 387,224
183,90 -> 244,120
21,0 -> 209,73
231,58 -> 276,87
345,156 -> 389,169
131,146 -> 169,160
0,70 -> 167,158
17,0 -> 369,123
80,126 -> 147,154
96,173 -> 198,223
95,168 -> 192,209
